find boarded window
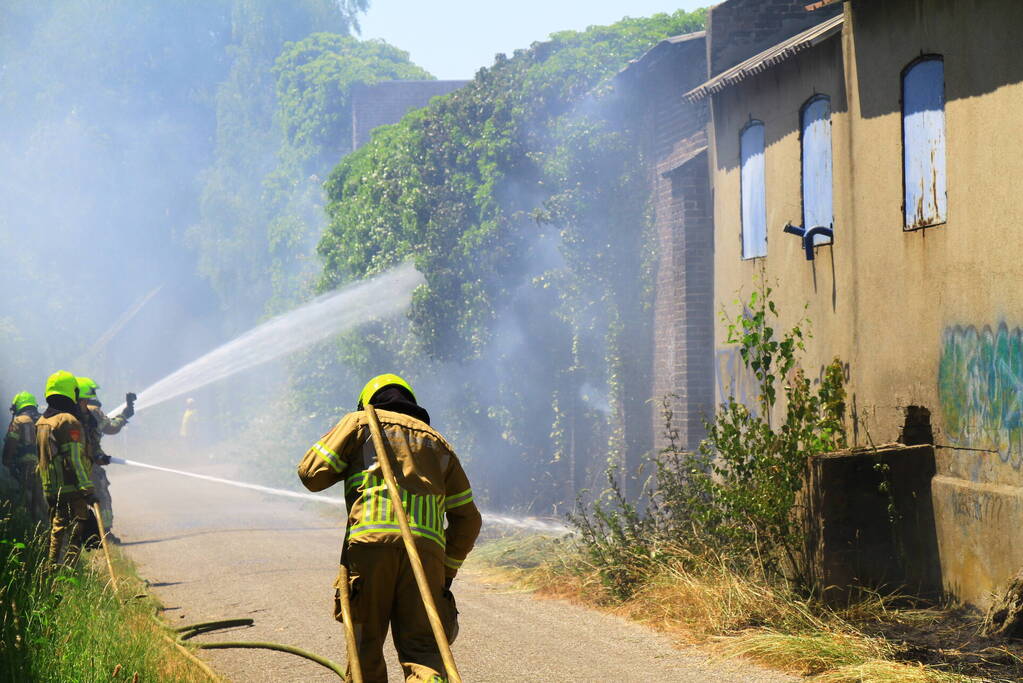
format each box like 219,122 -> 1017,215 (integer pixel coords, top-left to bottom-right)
902,56 -> 947,229
801,96 -> 833,245
740,121 -> 767,258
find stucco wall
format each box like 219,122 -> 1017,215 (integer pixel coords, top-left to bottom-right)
710,0 -> 1023,607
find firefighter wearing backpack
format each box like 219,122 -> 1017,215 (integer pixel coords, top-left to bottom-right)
36,371 -> 94,566
298,374 -> 482,683
3,392 -> 47,522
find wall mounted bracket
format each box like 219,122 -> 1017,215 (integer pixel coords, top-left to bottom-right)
783,223 -> 834,261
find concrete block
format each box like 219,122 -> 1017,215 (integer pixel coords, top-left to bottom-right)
933,474 -> 1023,609
805,443 -> 941,603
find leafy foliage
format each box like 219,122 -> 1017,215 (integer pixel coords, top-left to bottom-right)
0,0 -> 370,398
264,34 -> 433,311
188,1 -> 366,327
274,34 -> 431,175
574,286 -> 848,596
315,10 -> 706,509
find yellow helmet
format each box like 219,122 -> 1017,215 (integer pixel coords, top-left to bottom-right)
11,391 -> 37,413
358,373 -> 415,409
45,370 -> 79,402
77,376 -> 99,401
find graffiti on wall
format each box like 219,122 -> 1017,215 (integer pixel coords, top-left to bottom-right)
938,324 -> 1023,469
715,347 -> 759,408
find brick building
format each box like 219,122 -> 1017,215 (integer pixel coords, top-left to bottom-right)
617,33 -> 714,453
350,80 -> 468,151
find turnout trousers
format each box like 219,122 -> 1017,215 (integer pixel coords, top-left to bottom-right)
336,544 -> 458,683
91,463 -> 113,532
13,457 -> 48,524
48,493 -> 93,567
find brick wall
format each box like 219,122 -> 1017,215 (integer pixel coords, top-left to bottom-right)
667,152 -> 715,449
622,34 -> 715,453
350,80 -> 468,150
707,0 -> 842,76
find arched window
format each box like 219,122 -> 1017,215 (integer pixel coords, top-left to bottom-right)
801,95 -> 833,245
740,121 -> 767,259
902,56 -> 946,229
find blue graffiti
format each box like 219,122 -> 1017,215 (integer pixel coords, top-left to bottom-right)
938,324 -> 1023,469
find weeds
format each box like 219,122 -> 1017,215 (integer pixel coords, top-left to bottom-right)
0,500 -> 209,681
469,534 -> 998,681
571,283 -> 848,601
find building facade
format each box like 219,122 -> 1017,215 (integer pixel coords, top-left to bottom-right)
694,0 -> 1023,607
619,34 -> 715,454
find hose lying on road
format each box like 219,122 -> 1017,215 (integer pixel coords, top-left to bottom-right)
154,615 -> 347,680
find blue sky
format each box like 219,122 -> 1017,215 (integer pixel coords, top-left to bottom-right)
357,1 -> 708,80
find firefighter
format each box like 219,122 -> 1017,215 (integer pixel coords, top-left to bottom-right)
298,374 -> 482,683
2,392 -> 47,522
76,377 -> 132,541
36,370 -> 94,567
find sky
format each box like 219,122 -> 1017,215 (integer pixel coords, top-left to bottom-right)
358,1 -> 708,80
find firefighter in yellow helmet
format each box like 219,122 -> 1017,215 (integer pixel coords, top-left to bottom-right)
3,392 -> 47,522
76,377 -> 132,541
298,374 -> 482,683
36,371 -> 95,566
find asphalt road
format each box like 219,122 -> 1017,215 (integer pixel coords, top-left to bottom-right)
111,462 -> 794,682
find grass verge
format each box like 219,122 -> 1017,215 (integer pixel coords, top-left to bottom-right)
468,533 -> 1023,682
0,501 -> 213,682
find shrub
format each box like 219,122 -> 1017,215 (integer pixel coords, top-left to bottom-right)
573,283 -> 847,593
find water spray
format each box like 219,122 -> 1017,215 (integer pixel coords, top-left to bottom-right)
112,263 -> 425,415
108,456 -> 571,535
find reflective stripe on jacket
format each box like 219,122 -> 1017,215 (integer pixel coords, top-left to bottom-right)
298,408 -> 482,577
36,412 -> 91,498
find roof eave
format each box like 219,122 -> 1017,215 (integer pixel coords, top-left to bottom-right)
683,14 -> 843,102
616,30 -> 706,83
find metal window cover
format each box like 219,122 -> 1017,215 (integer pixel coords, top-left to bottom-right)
684,14 -> 844,102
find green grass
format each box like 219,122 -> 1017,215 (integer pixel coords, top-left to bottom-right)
0,500 -> 211,682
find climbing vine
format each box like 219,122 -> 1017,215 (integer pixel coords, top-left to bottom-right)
312,11 -> 707,510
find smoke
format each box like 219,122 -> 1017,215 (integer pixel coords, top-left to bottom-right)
111,455 -> 572,535
112,263 -> 424,415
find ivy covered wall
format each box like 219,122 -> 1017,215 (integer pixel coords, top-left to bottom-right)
310,10 -> 707,511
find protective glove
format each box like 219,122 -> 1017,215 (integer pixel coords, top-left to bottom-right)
97,453 -> 111,466
83,490 -> 98,506
118,404 -> 133,420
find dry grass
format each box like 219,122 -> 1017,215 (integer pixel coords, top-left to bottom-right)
468,534 -> 989,683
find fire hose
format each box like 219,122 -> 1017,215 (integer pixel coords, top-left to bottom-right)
363,403 -> 462,683
101,406 -> 470,681
150,615 -> 348,681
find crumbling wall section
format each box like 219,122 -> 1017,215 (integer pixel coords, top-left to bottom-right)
351,80 -> 468,151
